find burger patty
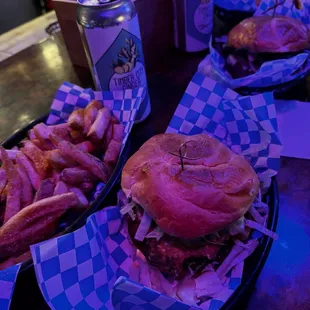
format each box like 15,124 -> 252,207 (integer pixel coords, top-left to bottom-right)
127,206 -> 231,279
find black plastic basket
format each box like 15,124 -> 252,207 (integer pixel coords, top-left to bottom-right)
7,119 -> 279,309
1,115 -> 131,272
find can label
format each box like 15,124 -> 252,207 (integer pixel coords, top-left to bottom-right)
84,15 -> 146,92
185,0 -> 213,51
84,14 -> 150,121
174,0 -> 213,52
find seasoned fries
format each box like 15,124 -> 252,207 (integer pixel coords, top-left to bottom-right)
47,149 -> 77,170
16,153 -> 41,191
0,193 -> 81,260
84,100 -> 103,134
0,100 -> 125,269
104,140 -> 122,165
34,179 -> 55,202
69,187 -> 88,207
54,181 -> 69,195
0,148 -> 21,223
68,109 -> 85,131
16,164 -> 33,208
87,108 -> 111,141
0,149 -> 21,161
112,124 -> 125,142
61,167 -> 97,185
21,141 -> 49,179
50,135 -> 110,182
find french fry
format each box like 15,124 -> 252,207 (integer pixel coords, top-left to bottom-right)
104,140 -> 122,165
87,108 -> 111,141
76,141 -> 96,153
33,123 -> 55,150
61,167 -> 97,185
50,134 -> 110,182
46,149 -> 77,170
79,182 -> 94,193
49,123 -> 72,142
69,187 -> 88,207
34,179 -> 55,202
112,123 -> 125,143
104,116 -> 119,148
16,163 -> 33,208
0,147 -> 22,223
70,130 -> 85,144
104,123 -> 113,149
0,193 -> 81,260
16,153 -> 41,191
28,129 -> 36,140
84,100 -> 103,134
33,122 -> 51,141
68,109 -> 85,131
21,141 -> 49,179
0,168 -> 7,196
54,181 -> 69,195
0,149 -> 21,161
51,170 -> 61,183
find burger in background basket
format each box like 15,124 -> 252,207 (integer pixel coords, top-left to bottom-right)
118,133 -> 277,304
220,15 -> 310,78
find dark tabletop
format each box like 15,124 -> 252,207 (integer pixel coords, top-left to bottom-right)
0,33 -> 310,310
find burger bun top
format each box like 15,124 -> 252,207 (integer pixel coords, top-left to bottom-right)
121,134 -> 260,239
227,15 -> 310,53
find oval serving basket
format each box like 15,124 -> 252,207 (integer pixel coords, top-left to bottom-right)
7,122 -> 279,310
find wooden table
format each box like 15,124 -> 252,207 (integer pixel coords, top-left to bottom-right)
1,33 -> 310,310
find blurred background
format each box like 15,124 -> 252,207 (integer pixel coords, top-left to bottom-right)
0,0 -> 58,62
0,0 -> 53,35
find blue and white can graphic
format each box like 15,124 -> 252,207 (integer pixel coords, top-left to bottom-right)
173,0 -> 213,52
77,0 -> 150,122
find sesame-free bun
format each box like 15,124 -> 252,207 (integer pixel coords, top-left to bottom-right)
227,15 -> 310,53
121,134 -> 259,239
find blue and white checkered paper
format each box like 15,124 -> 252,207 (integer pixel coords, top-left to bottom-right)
0,264 -> 21,310
214,0 -> 257,12
167,73 -> 281,179
255,0 -> 310,25
47,82 -> 145,148
200,0 -> 310,92
0,82 -> 145,310
30,75 -> 281,310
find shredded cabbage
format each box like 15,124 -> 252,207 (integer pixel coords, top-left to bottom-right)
249,205 -> 265,224
134,211 -> 152,241
228,216 -> 246,236
146,226 -> 164,241
245,219 -> 278,240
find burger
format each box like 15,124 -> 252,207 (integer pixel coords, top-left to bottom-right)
120,133 -> 263,281
216,15 -> 310,79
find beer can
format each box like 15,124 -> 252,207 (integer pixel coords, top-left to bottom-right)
173,0 -> 213,52
77,0 -> 150,122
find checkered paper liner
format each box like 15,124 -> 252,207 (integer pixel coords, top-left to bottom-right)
30,206 -> 243,310
47,82 -> 146,148
214,0 -> 257,12
0,264 -> 21,310
29,74 -> 281,310
0,82 -> 145,310
199,0 -> 310,91
255,0 -> 310,25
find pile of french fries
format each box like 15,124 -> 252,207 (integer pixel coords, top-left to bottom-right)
0,100 -> 124,269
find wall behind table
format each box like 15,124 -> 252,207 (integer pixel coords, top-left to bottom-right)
0,0 -> 40,35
